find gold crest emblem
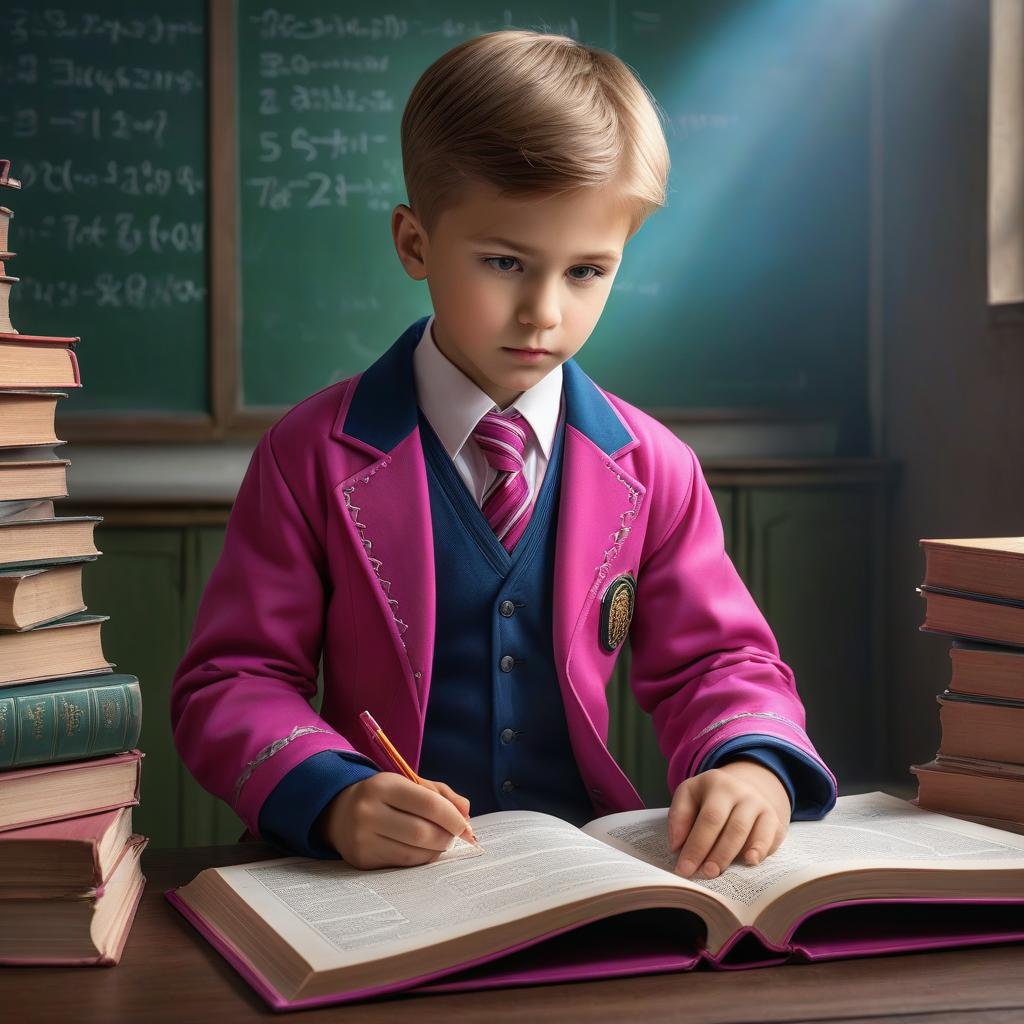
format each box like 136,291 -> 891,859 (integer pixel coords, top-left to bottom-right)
599,573 -> 636,652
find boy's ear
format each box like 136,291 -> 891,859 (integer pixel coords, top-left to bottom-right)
391,203 -> 429,281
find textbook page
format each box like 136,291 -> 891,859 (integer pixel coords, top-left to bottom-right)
211,810 -> 714,972
584,792 -> 1024,929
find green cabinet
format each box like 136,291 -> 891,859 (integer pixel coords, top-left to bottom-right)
83,524 -> 242,848
83,468 -> 885,846
177,527 -> 245,846
745,487 -> 880,792
604,480 -> 884,807
82,529 -> 189,849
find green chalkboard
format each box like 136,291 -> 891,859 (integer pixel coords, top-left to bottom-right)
238,0 -> 872,439
0,2 -> 207,415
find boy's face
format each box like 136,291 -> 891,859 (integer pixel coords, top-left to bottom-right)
392,180 -> 633,409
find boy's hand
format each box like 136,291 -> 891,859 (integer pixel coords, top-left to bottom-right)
314,773 -> 472,869
667,759 -> 791,879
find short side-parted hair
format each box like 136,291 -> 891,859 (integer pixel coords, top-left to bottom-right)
400,29 -> 671,238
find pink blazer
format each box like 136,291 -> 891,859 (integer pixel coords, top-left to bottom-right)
170,318 -> 836,837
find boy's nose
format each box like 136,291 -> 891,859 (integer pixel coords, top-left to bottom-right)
517,291 -> 561,332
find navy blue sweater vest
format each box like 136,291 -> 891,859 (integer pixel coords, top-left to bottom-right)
415,407 -> 595,825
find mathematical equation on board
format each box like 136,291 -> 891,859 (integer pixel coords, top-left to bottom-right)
4,8 -> 201,46
17,272 -> 206,311
0,54 -> 201,96
0,108 -> 172,147
240,7 -> 581,214
17,213 -> 203,257
0,6 -> 206,314
17,160 -> 204,199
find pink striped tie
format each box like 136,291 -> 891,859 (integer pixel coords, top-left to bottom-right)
471,409 -> 534,552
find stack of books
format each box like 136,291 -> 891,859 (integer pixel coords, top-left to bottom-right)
0,158 -> 146,966
911,537 -> 1024,834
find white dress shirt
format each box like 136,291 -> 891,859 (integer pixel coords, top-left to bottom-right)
413,313 -> 565,509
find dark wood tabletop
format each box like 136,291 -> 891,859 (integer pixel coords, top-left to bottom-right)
2,842 -> 1024,1024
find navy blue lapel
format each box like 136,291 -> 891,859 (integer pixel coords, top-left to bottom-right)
334,315 -> 638,459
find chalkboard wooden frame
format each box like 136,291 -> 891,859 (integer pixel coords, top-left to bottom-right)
209,0 -> 273,440
209,0 -> 277,440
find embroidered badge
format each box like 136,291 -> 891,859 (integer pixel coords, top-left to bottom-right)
599,573 -> 636,652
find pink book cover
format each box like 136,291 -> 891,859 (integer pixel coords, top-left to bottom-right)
164,888 -> 1024,1011
0,333 -> 79,345
0,334 -> 81,389
0,749 -> 143,834
0,807 -> 130,891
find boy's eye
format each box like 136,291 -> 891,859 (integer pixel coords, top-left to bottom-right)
484,256 -> 520,273
481,257 -> 605,283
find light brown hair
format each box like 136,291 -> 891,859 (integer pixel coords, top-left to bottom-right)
401,29 -> 671,238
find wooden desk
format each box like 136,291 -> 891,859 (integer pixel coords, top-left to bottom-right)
3,843 -> 1024,1024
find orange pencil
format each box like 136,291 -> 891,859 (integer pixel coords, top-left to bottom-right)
359,710 -> 482,851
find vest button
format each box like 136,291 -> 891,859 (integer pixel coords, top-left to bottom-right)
501,779 -> 515,793
500,728 -> 516,744
499,600 -> 515,617
499,655 -> 515,672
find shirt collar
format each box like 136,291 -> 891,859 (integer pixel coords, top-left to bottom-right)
413,313 -> 563,461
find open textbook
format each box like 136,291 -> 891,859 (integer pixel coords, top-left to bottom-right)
166,792 -> 1024,1010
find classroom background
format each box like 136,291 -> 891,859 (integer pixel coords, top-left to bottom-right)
3,0 -> 1022,849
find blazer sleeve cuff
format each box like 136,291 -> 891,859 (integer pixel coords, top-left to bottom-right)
258,749 -> 380,858
699,734 -> 837,820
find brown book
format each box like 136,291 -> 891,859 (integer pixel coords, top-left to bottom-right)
918,586 -> 1024,647
912,758 -> 1024,828
932,752 -> 1024,779
936,691 -> 1024,764
949,640 -> 1024,701
0,749 -> 142,833
0,832 -> 147,965
0,559 -> 93,630
0,611 -> 112,687
0,162 -> 21,191
0,273 -> 17,334
921,537 -> 1024,602
0,515 -> 101,569
0,447 -> 69,502
0,333 -> 81,388
0,499 -> 56,524
0,806 -> 133,889
0,390 -> 65,448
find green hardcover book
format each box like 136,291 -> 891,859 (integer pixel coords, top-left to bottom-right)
0,673 -> 141,770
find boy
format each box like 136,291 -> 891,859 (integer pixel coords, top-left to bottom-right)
171,30 -> 836,881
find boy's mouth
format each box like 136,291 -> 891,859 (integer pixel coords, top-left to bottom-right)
503,347 -> 551,362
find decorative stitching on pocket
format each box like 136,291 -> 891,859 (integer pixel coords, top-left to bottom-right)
595,462 -> 642,585
233,725 -> 333,805
342,461 -> 410,651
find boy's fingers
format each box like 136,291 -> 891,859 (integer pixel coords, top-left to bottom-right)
698,802 -> 759,877
741,811 -> 778,866
374,795 -> 464,852
432,780 -> 472,818
391,778 -> 471,835
674,796 -> 730,878
382,775 -> 471,840
364,831 -> 451,869
666,783 -> 700,852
